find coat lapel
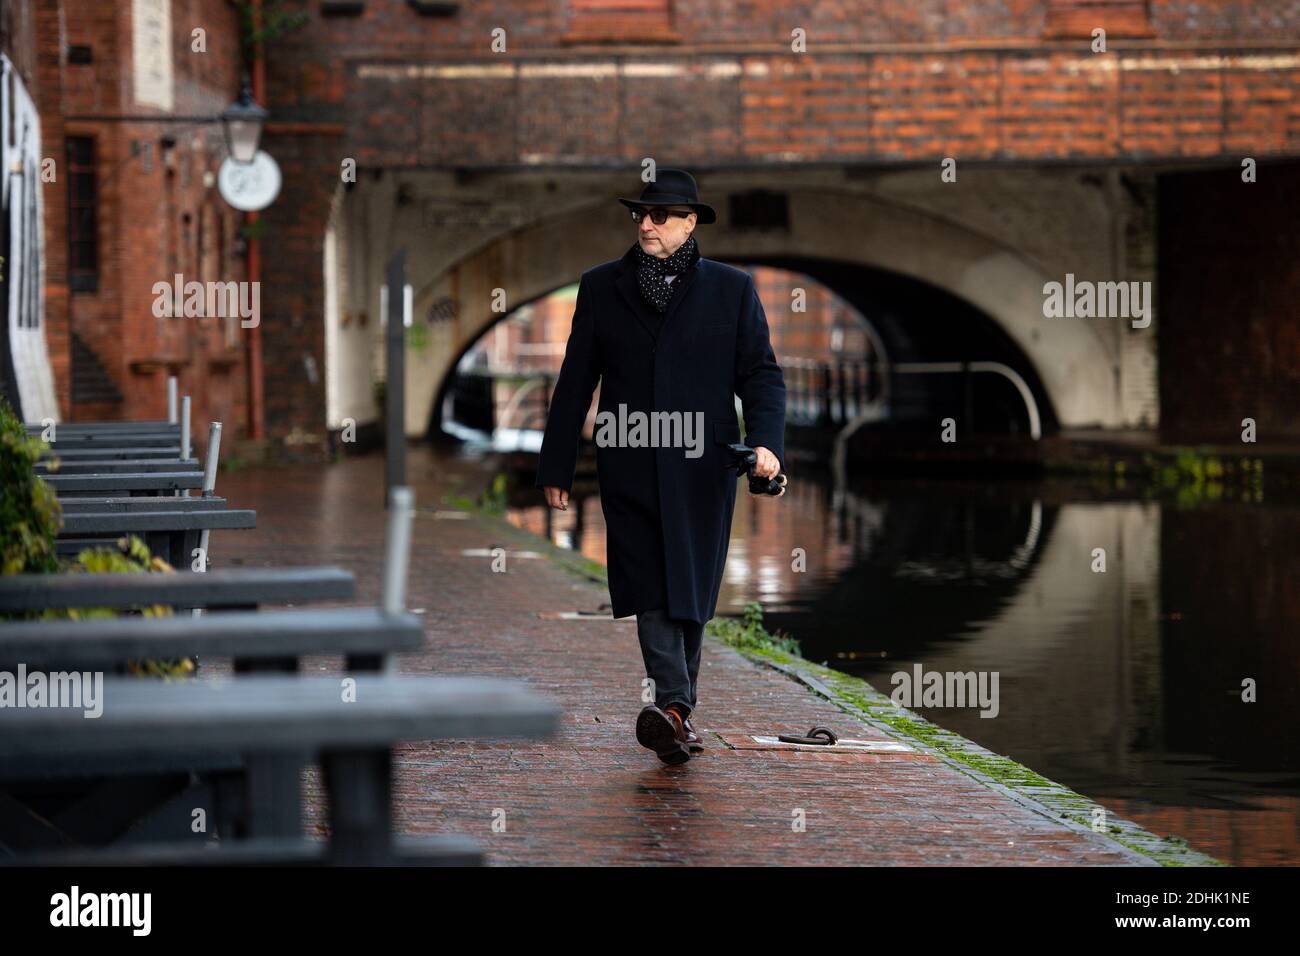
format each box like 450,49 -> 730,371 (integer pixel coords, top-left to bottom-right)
613,243 -> 702,345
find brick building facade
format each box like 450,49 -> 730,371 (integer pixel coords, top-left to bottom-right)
23,0 -> 249,448
258,0 -> 1300,449
18,2 -> 1300,446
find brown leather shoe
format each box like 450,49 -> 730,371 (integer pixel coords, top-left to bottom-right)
636,705 -> 691,765
682,714 -> 704,752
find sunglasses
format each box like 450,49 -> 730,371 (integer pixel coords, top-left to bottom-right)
630,206 -> 694,225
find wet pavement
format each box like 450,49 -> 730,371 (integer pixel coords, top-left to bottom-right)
216,447 -> 1162,865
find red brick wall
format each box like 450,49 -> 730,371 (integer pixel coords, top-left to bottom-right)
268,1 -> 1300,51
1157,162 -> 1300,443
266,0 -> 1300,168
255,130 -> 338,444
244,1 -> 1300,449
37,0 -> 248,446
33,1 -> 1300,449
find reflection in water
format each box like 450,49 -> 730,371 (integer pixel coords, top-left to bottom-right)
508,468 -> 1300,866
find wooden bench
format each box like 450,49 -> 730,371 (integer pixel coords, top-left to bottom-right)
0,676 -> 559,865
36,458 -> 201,474
0,566 -> 353,613
56,495 -> 231,514
39,434 -> 185,447
40,445 -> 185,460
27,426 -> 179,442
27,418 -> 176,432
0,606 -> 419,673
0,601 -> 423,851
0,477 -> 541,865
44,472 -> 205,496
0,572 -> 399,852
53,508 -> 257,567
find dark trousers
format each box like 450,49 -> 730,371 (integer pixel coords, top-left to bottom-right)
635,607 -> 704,718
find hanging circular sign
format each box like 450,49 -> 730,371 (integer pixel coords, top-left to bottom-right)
218,150 -> 282,211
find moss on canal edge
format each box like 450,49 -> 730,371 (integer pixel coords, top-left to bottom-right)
731,644 -> 1224,868
455,505 -> 1223,868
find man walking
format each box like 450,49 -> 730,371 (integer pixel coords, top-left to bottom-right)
536,168 -> 786,765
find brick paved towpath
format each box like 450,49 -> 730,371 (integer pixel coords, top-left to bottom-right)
217,448 -> 1210,866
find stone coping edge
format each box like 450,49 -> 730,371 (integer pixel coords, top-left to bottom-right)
732,645 -> 1225,868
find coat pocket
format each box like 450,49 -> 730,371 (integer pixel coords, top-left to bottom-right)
712,419 -> 742,446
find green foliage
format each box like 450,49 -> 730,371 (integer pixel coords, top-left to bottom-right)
707,600 -> 802,656
439,473 -> 512,516
0,396 -> 62,575
406,323 -> 430,354
1143,450 -> 1264,506
50,535 -> 175,621
476,473 -> 509,515
0,398 -> 193,676
48,536 -> 195,680
233,1 -> 309,67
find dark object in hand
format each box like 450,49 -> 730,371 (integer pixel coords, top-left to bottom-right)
725,443 -> 788,497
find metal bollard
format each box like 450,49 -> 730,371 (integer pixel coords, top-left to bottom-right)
381,486 -> 413,616
192,422 -> 222,618
179,396 -> 191,498
380,487 -> 414,675
202,421 -> 222,497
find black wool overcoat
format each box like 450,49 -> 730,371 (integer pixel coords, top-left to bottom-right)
535,241 -> 787,625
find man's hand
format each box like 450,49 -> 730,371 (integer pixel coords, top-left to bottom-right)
543,486 -> 569,510
751,446 -> 780,479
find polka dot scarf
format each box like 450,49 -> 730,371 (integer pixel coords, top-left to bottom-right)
633,234 -> 701,313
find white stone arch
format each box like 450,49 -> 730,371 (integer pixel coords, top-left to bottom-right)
402,186 -> 1127,437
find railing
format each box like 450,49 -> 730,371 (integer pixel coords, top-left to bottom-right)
784,356 -> 882,427
444,368 -> 555,445
892,361 -> 1042,440
450,356 -> 1041,448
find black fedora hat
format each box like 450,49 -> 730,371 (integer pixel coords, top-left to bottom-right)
618,168 -> 716,225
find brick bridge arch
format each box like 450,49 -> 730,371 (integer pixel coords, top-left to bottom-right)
407,187 -> 1124,438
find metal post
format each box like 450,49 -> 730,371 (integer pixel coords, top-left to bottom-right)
167,376 -> 178,424
193,422 -> 222,615
380,485 -> 413,675
384,250 -> 407,507
381,486 -> 413,617
179,396 -> 191,498
180,396 -> 192,459
202,421 -> 222,496
196,421 -> 222,568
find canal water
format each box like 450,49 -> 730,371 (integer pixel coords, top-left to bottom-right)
498,445 -> 1300,867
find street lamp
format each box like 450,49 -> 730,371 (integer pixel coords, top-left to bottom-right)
220,76 -> 268,164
